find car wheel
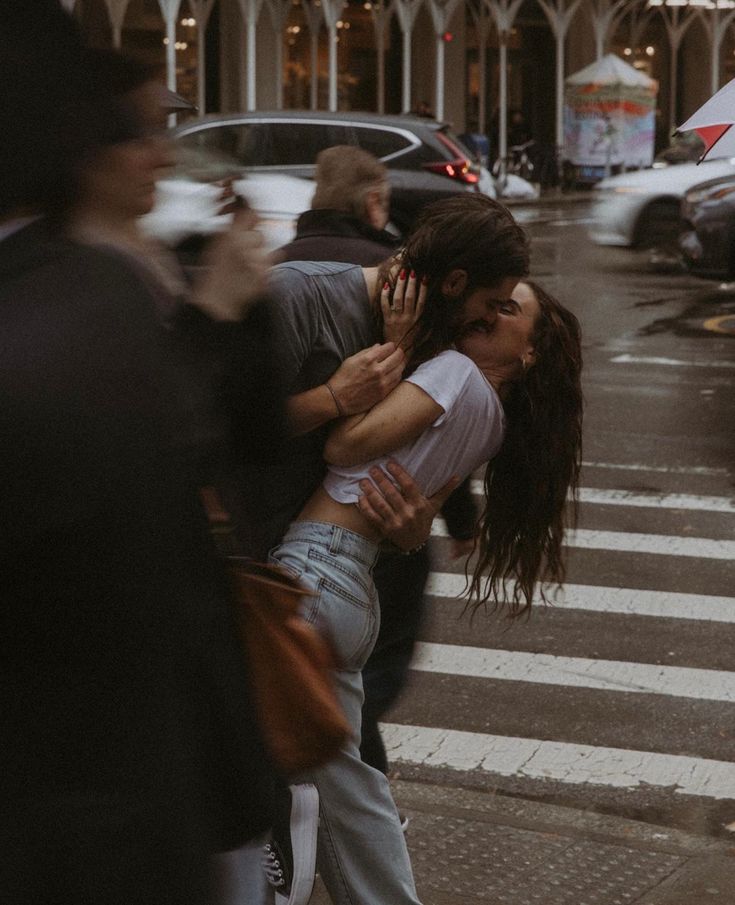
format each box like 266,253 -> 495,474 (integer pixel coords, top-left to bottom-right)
634,199 -> 682,250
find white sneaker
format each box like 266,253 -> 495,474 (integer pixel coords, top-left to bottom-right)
262,783 -> 319,905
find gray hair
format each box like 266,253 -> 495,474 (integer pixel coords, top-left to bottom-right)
311,145 -> 389,221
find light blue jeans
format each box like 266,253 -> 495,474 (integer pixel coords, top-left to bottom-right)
269,521 -> 422,905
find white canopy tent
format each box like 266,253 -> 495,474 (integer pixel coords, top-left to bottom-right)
565,53 -> 657,173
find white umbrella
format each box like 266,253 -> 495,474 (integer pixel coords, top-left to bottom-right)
678,78 -> 735,160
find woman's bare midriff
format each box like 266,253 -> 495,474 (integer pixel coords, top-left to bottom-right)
296,485 -> 382,543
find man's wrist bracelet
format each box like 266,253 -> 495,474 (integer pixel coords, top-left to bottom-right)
325,381 -> 346,417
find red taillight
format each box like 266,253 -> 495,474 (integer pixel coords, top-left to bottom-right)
422,131 -> 480,185
422,159 -> 479,184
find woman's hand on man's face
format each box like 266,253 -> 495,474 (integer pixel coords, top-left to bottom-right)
381,270 -> 427,351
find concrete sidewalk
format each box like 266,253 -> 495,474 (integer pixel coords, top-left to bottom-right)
309,779 -> 735,904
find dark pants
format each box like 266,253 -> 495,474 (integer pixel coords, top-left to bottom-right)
359,547 -> 431,774
359,477 -> 477,774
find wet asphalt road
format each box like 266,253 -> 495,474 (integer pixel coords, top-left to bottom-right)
382,201 -> 735,839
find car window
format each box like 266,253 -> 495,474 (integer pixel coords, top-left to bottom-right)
266,122 -> 352,166
355,127 -> 413,161
177,123 -> 271,168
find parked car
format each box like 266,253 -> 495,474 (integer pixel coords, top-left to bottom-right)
172,110 -> 494,234
679,174 -> 735,279
588,157 -> 735,249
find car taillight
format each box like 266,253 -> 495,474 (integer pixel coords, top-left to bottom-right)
422,132 -> 480,185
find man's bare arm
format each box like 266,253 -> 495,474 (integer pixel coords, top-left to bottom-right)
287,342 -> 405,436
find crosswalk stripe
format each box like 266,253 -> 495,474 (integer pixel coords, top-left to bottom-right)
610,353 -> 735,370
411,642 -> 735,703
425,573 -> 735,623
431,522 -> 735,559
468,481 -> 735,512
582,461 -> 729,477
379,723 -> 735,800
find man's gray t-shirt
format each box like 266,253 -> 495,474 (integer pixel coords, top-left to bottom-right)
250,261 -> 379,553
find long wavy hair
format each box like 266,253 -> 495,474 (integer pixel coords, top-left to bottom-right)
468,280 -> 583,617
376,194 -> 530,373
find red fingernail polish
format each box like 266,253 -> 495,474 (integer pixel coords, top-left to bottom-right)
383,281 -> 390,290
410,270 -> 416,279
399,269 -> 406,280
422,275 -> 428,284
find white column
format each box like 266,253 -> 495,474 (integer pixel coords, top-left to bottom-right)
699,8 -> 735,96
394,0 -> 423,113
189,0 -> 216,113
371,2 -> 392,115
320,0 -> 344,111
302,1 -> 322,110
586,0 -> 628,62
535,0 -> 584,153
238,0 -> 266,111
158,0 -> 184,97
427,0 -> 460,121
654,4 -> 697,135
499,32 -> 508,164
103,0 -> 131,49
267,0 -> 290,109
474,3 -> 490,135
484,0 -> 524,171
311,28 -> 320,108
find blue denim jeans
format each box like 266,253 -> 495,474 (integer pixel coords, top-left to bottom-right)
269,521 -> 422,905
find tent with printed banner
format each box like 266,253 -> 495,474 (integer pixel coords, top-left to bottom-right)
564,54 -> 657,178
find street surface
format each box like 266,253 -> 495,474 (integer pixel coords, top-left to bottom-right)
381,201 -> 735,839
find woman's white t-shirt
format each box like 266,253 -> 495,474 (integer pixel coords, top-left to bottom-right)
322,349 -> 505,504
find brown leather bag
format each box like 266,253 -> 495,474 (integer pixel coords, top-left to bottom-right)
228,559 -> 350,774
199,487 -> 350,774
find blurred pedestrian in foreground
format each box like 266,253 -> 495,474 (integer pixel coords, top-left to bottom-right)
0,5 -> 277,902
66,46 -> 290,904
273,144 -> 478,785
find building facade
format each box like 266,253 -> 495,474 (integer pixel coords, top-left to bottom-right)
71,0 -> 735,161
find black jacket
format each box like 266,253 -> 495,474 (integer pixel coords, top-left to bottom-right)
275,208 -> 399,267
0,221 -> 276,901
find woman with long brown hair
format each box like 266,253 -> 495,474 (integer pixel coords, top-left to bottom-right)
266,195 -> 583,905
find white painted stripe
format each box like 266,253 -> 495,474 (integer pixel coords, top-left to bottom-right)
582,461 -> 729,476
380,723 -> 735,800
431,522 -> 735,559
610,353 -> 735,370
425,573 -> 735,623
468,482 -> 735,513
411,641 -> 735,703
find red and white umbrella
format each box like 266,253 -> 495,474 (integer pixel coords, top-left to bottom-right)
678,78 -> 735,161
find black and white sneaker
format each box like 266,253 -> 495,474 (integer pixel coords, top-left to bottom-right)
262,783 -> 319,905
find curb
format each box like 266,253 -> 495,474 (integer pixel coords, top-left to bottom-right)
391,779 -> 729,858
502,190 -> 593,207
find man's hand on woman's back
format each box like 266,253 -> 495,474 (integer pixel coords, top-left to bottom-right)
357,460 -> 460,552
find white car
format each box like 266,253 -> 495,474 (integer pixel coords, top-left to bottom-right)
589,158 -> 735,248
140,173 -> 315,253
